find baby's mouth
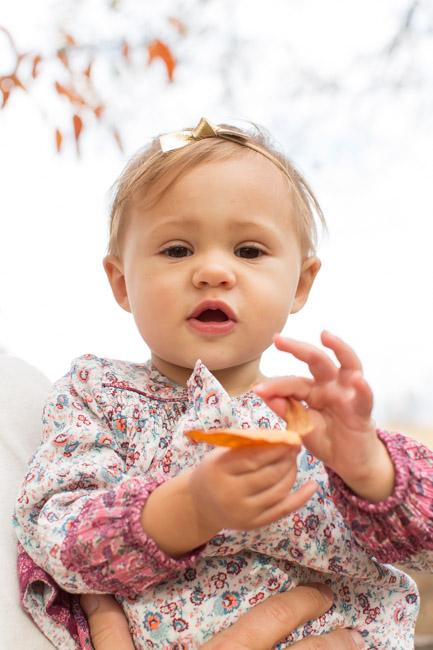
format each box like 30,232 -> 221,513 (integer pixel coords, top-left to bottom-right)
196,308 -> 229,323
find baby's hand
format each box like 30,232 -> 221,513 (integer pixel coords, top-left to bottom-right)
188,444 -> 318,532
253,331 -> 395,503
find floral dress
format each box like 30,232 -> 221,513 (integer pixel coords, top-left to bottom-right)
14,356 -> 433,649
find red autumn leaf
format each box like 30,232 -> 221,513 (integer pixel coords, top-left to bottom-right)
32,55 -> 42,78
148,39 -> 176,82
57,49 -> 69,68
55,128 -> 62,152
168,17 -> 186,34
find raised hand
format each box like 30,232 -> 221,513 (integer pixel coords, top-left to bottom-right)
253,331 -> 395,503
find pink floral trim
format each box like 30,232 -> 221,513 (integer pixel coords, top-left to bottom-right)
327,429 -> 433,564
17,543 -> 91,649
61,476 -> 203,597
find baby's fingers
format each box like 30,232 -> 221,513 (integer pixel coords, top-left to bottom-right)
320,330 -> 363,372
273,334 -> 337,382
253,376 -> 313,421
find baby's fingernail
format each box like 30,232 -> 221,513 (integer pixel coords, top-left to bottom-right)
348,629 -> 365,649
80,594 -> 99,615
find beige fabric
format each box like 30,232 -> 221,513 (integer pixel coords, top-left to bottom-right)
0,355 -> 54,649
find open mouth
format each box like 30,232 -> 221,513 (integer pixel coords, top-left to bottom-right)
196,308 -> 229,323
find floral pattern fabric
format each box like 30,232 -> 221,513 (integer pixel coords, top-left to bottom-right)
14,355 -> 433,649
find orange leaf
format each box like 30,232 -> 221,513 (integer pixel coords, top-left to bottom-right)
112,127 -> 124,153
184,398 -> 313,448
94,105 -> 104,119
63,33 -> 75,46
185,427 -> 303,448
55,129 -> 62,152
148,39 -> 176,81
73,114 -> 83,141
32,55 -> 42,78
57,49 -> 69,68
55,81 -> 85,106
168,17 -> 186,34
83,61 -> 92,78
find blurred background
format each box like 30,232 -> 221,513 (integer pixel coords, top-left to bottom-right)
1,0 -> 433,640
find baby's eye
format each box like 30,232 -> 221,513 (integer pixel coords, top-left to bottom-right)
163,246 -> 192,258
235,247 -> 264,259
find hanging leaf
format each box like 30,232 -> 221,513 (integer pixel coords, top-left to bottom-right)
148,39 -> 176,81
73,114 -> 83,155
63,33 -> 76,46
83,61 -> 92,78
32,55 -> 42,79
112,127 -> 124,152
168,17 -> 186,35
55,128 -> 63,152
57,49 -> 69,68
55,81 -> 85,106
0,74 -> 26,107
94,105 -> 104,119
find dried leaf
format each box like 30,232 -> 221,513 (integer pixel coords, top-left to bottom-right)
185,427 -> 303,448
73,114 -> 83,155
32,55 -> 42,79
94,105 -> 104,119
148,39 -> 176,81
284,397 -> 314,435
112,127 -> 123,152
55,128 -> 62,153
168,16 -> 186,34
73,114 -> 83,141
57,49 -> 69,68
185,398 -> 313,448
63,33 -> 75,46
55,81 -> 85,106
83,61 -> 92,78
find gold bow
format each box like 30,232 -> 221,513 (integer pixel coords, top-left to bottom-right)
159,117 -> 249,152
159,117 -> 294,182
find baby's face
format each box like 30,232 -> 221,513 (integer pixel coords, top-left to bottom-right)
105,154 -> 319,393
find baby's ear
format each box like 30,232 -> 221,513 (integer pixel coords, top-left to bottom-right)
290,257 -> 321,314
103,256 -> 132,313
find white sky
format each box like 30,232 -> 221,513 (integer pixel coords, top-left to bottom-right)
1,0 -> 432,429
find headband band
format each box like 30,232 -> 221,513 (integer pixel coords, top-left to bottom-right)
159,117 -> 293,181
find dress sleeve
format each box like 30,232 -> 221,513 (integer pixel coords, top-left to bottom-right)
327,429 -> 433,571
13,362 -> 202,598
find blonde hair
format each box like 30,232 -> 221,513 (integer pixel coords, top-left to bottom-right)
107,122 -> 326,257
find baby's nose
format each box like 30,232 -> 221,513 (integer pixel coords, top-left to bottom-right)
192,255 -> 236,288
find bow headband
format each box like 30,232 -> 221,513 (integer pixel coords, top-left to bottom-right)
159,117 -> 293,180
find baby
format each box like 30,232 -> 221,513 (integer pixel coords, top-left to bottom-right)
14,118 -> 422,649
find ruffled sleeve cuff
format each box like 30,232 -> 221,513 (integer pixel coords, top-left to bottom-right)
61,476 -> 205,597
327,429 -> 433,564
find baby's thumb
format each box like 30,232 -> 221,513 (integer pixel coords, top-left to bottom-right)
80,593 -> 135,650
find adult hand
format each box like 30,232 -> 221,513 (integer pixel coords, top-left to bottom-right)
81,585 -> 364,650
